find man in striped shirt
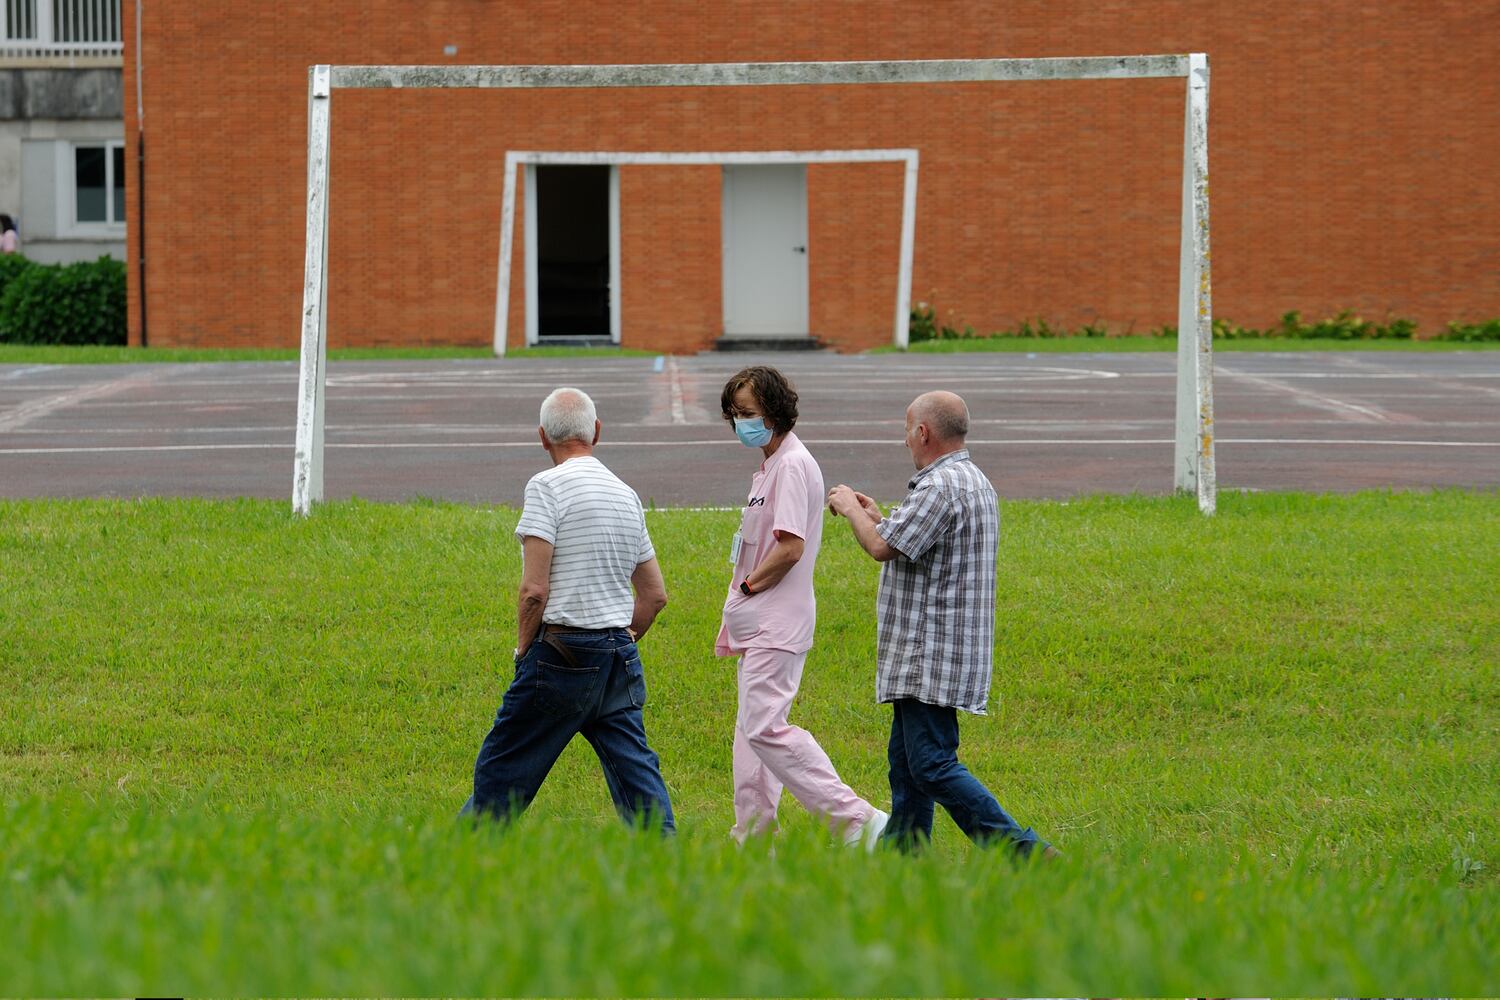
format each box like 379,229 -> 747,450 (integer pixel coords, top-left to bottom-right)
464,387 -> 675,832
829,391 -> 1056,858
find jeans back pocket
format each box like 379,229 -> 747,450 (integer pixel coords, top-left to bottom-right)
535,644 -> 607,718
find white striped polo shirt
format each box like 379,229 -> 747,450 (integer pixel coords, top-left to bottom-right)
514,455 -> 656,629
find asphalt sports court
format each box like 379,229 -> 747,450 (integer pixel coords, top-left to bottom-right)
1,352 -> 1497,507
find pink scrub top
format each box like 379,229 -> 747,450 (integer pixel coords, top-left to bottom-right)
716,431 -> 824,656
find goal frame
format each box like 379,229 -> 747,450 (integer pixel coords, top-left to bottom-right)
294,55 -> 1215,515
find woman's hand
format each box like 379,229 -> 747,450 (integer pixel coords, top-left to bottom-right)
742,531 -> 804,593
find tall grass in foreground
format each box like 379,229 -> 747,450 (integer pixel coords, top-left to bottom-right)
1,491 -> 1496,992
1,801 -> 1492,995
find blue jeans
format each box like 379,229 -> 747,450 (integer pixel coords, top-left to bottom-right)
882,698 -> 1046,855
463,628 -> 675,833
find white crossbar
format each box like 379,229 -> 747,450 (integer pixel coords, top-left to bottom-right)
330,56 -> 1190,91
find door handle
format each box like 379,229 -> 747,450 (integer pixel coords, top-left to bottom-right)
792,246 -> 806,254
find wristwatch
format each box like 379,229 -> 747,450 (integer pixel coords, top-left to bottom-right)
739,578 -> 755,596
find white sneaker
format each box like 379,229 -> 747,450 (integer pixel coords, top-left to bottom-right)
844,809 -> 889,853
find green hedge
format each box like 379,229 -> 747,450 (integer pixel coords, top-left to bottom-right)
0,256 -> 127,346
1435,319 -> 1500,342
0,253 -> 34,302
910,304 -> 1500,343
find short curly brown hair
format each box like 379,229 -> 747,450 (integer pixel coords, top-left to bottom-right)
720,366 -> 798,436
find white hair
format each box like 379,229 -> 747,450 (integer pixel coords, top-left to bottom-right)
539,387 -> 597,444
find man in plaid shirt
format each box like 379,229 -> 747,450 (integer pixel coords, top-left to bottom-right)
828,391 -> 1057,858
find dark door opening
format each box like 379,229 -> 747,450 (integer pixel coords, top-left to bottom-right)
536,165 -> 611,339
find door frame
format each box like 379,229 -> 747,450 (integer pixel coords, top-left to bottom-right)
495,149 -> 919,355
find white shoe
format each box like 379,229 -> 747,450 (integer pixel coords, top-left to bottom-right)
845,809 -> 889,853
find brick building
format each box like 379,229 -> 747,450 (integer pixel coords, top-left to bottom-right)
123,1 -> 1500,352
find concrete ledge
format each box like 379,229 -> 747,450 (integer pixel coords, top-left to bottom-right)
712,336 -> 826,352
531,335 -> 614,347
0,67 -> 122,119
0,56 -> 123,70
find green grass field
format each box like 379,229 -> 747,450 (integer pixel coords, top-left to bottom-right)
2,339 -> 1497,365
876,337 -> 1500,353
0,344 -> 657,364
2,492 -> 1496,993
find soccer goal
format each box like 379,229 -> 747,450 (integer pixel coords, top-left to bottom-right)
294,56 -> 1215,515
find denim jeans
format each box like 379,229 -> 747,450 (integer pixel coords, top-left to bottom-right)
882,697 -> 1046,855
463,628 -> 675,833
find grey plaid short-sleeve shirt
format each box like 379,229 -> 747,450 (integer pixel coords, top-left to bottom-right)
874,449 -> 999,714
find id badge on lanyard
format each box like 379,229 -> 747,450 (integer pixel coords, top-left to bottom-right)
729,530 -> 743,565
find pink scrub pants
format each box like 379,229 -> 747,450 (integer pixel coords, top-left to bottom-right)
731,646 -> 877,841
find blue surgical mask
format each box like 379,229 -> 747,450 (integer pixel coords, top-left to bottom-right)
734,417 -> 774,448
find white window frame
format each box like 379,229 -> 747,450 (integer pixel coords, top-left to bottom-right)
57,138 -> 127,236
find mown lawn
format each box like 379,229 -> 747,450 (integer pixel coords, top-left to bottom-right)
0,344 -> 657,364
3,339 -> 1498,365
1,492 -> 1496,994
875,337 -> 1500,353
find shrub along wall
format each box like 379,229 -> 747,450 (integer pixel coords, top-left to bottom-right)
0,257 -> 127,346
908,305 -> 1500,343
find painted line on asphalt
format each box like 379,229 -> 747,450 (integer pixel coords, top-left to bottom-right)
1215,363 -> 1396,423
0,371 -> 168,433
8,417 -> 1500,437
4,437 -> 1498,456
0,365 -> 54,380
666,357 -> 687,425
1212,438 -> 1500,447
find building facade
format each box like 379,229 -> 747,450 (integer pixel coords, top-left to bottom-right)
123,1 -> 1500,352
1,0 -> 125,265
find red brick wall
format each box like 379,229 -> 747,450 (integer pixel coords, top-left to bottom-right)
122,0 -> 1500,351
808,161 -> 907,350
617,165 -> 721,354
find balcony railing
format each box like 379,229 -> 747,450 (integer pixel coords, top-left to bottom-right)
1,0 -> 123,62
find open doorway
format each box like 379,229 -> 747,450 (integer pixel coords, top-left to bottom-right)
534,165 -> 612,339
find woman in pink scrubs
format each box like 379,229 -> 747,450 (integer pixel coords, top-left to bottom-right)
0,215 -> 19,254
716,365 -> 888,848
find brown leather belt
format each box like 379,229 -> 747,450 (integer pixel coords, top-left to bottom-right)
538,623 -> 621,669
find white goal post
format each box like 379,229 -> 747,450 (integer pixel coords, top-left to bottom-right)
295,55 -> 1216,515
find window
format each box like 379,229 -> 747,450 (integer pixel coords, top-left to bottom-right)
72,141 -> 125,226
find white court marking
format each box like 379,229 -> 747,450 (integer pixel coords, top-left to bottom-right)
1214,363 -> 1397,423
5,437 -> 1498,456
1,365 -> 54,381
314,367 -> 1125,390
6,417 -> 1499,438
667,357 -> 687,425
0,371 -> 167,433
29,378 -> 1500,409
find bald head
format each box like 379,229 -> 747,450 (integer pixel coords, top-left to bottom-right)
909,391 -> 970,443
539,386 -> 597,444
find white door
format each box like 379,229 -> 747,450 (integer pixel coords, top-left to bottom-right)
722,164 -> 808,337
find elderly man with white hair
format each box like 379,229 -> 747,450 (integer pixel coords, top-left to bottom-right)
828,390 -> 1057,858
463,387 -> 675,832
